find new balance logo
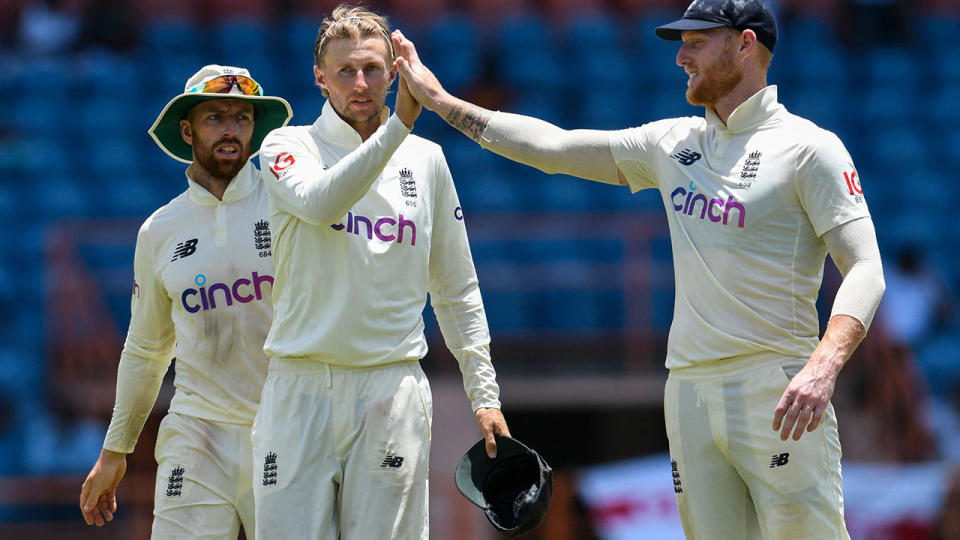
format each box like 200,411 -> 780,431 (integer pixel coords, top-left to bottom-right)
166,466 -> 184,496
263,452 -> 278,486
171,238 -> 198,261
769,453 -> 790,468
381,455 -> 405,469
671,459 -> 682,493
670,149 -> 702,166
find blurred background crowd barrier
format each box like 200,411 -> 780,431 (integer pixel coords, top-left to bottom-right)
0,0 -> 959,538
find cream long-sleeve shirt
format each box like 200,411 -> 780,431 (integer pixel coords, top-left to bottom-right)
103,162 -> 274,453
259,102 -> 500,411
612,86 -> 873,369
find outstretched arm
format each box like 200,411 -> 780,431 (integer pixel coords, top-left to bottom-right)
393,30 -> 623,185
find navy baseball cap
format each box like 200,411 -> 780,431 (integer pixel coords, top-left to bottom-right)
656,0 -> 778,52
455,435 -> 553,537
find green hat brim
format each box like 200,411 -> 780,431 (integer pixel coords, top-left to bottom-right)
149,93 -> 293,164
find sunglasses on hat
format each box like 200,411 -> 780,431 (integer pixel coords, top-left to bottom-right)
187,75 -> 263,96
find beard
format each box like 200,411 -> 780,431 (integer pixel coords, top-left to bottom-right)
686,48 -> 743,108
191,131 -> 250,181
329,91 -> 387,133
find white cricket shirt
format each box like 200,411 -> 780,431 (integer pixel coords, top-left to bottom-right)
611,86 -> 871,369
259,102 -> 499,410
103,162 -> 274,453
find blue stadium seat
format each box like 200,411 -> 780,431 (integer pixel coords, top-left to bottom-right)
19,57 -> 73,101
628,15 -> 688,90
858,86 -> 917,129
926,84 -> 960,132
17,136 -> 72,180
509,89 -> 567,128
861,47 -> 919,90
443,138 -> 523,212
897,167 -> 949,207
874,209 -> 940,251
153,50 -> 211,100
8,96 -> 65,137
212,17 -> 272,64
74,96 -> 140,136
564,12 -> 620,52
495,14 -> 563,90
43,176 -> 94,219
541,288 -> 622,331
779,84 -> 848,132
481,289 -> 533,334
142,18 -> 207,57
630,12 -> 677,52
515,174 -> 594,212
865,127 -> 927,171
72,52 -> 141,100
97,178 -> 164,218
648,87 -> 699,119
916,334 -> 960,398
86,136 -> 142,179
426,15 -> 482,94
784,15 -> 834,46
913,14 -> 960,52
777,44 -> 848,90
579,88 -> 645,130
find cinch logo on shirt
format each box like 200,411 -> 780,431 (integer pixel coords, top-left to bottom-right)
670,185 -> 746,228
330,211 -> 417,246
180,272 -> 274,313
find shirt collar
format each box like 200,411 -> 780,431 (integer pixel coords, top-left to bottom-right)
705,85 -> 783,133
186,160 -> 258,206
312,99 -> 390,150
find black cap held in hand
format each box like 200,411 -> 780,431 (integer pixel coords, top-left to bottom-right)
655,0 -> 778,52
455,435 -> 554,538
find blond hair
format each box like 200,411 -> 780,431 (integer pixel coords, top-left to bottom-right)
314,4 -> 393,68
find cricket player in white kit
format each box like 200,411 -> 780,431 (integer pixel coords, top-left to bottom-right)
79,65 -> 291,538
393,0 -> 886,537
251,5 -> 509,539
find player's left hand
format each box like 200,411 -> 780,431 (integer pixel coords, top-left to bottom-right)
772,360 -> 838,441
475,408 -> 510,458
394,62 -> 422,129
80,449 -> 128,526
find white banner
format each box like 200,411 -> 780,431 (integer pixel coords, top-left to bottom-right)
577,454 -> 951,539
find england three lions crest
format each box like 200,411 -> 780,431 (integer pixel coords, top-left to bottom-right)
399,168 -> 417,207
254,220 -> 272,258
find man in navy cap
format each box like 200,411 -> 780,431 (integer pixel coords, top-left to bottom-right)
393,0 -> 885,537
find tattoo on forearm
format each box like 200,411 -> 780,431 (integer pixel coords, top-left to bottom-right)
445,105 -> 490,141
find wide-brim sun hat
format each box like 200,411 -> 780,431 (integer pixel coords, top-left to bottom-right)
149,64 -> 292,163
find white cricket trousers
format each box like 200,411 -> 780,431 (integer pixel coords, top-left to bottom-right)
665,358 -> 850,540
152,412 -> 256,539
252,358 -> 432,539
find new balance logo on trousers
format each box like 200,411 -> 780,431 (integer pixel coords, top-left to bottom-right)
769,452 -> 790,468
381,455 -> 405,469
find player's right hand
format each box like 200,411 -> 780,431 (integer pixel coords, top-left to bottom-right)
79,449 -> 128,526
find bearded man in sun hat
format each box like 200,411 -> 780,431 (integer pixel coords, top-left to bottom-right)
79,65 -> 291,539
